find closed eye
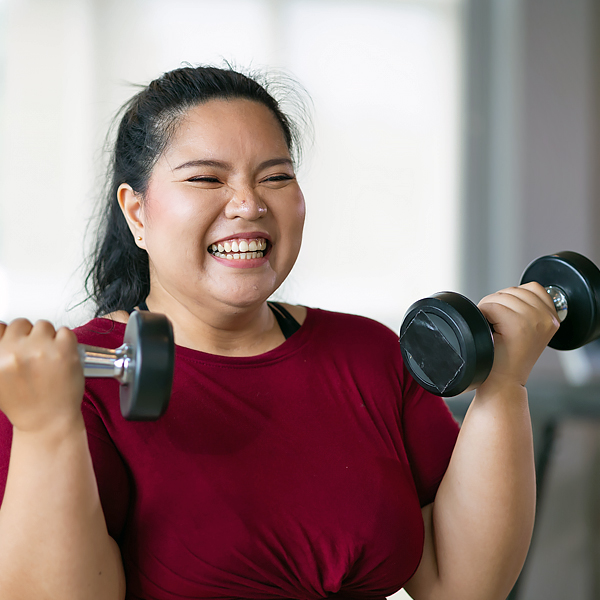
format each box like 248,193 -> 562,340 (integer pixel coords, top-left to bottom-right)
265,175 -> 294,182
187,176 -> 222,183
261,174 -> 296,187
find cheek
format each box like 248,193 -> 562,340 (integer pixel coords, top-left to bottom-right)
298,193 -> 306,227
291,193 -> 306,245
144,190 -> 218,245
146,195 -> 195,225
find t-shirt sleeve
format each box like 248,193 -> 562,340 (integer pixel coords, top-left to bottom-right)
399,357 -> 460,507
0,400 -> 130,543
81,396 -> 131,541
0,411 -> 12,505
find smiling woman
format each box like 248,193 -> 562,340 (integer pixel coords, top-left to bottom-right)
0,64 -> 557,600
113,98 -> 306,354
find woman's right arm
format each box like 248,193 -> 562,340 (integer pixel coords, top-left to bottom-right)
0,319 -> 126,600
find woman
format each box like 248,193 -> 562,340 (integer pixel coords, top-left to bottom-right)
0,66 -> 559,600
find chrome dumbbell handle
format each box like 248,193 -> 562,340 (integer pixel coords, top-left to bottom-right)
546,286 -> 568,323
73,311 -> 174,421
78,343 -> 134,385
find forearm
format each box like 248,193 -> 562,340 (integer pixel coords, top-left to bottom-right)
410,383 -> 535,600
0,417 -> 125,600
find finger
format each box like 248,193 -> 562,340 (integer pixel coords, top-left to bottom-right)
506,288 -> 559,325
2,318 -> 34,341
29,320 -> 58,341
517,281 -> 558,312
55,326 -> 79,352
479,289 -> 560,337
480,285 -> 558,318
477,301 -> 520,331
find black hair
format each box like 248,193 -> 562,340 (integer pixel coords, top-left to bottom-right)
85,64 -> 309,317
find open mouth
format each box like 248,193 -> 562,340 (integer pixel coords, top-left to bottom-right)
208,237 -> 269,260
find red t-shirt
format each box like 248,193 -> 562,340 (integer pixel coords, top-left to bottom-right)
0,308 -> 459,600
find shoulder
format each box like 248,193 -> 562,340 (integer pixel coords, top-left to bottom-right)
303,306 -> 400,351
308,306 -> 397,335
73,316 -> 126,347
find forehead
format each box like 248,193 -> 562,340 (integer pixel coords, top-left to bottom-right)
161,99 -> 290,163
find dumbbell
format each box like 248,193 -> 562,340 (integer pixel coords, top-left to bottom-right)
79,311 -> 175,420
399,251 -> 600,397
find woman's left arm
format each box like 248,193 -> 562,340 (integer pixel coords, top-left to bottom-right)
404,282 -> 560,600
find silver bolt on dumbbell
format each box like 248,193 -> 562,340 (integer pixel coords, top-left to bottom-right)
545,286 -> 568,323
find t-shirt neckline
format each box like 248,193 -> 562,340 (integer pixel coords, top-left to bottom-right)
90,306 -> 317,367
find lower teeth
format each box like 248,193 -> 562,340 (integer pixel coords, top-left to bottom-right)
214,251 -> 263,259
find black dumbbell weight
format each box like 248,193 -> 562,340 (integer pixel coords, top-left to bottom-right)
520,251 -> 600,350
78,311 -> 175,420
399,292 -> 495,397
399,251 -> 600,397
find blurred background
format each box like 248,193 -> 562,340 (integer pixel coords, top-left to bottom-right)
0,0 -> 463,329
0,0 -> 599,598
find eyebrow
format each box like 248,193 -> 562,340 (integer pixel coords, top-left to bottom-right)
173,157 -> 294,171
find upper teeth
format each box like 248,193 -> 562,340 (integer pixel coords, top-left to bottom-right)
210,238 -> 267,255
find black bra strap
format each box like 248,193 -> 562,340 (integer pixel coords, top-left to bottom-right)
136,299 -> 300,340
268,301 -> 301,339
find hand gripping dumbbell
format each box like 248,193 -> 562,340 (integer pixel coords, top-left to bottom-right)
399,251 -> 600,397
79,311 -> 175,420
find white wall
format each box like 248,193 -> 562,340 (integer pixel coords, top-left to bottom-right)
0,0 -> 464,334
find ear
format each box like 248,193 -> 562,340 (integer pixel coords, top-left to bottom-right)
117,183 -> 146,248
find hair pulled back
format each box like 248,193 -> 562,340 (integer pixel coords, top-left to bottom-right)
86,65 -> 308,317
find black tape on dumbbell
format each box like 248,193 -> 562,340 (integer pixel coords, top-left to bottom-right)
400,309 -> 465,394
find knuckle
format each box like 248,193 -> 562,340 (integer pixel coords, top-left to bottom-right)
56,328 -> 79,353
33,319 -> 56,332
478,295 -> 499,310
533,313 -> 559,337
515,320 -> 530,338
56,325 -> 76,340
9,317 -> 33,328
0,351 -> 19,374
4,318 -> 34,338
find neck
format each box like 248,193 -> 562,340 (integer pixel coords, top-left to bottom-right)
143,292 -> 283,357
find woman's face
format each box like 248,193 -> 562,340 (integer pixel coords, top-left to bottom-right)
122,99 -> 305,314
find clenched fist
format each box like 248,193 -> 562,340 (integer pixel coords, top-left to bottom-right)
0,319 -> 85,434
478,282 -> 560,392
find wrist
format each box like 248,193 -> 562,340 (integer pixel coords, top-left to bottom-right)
474,376 -> 528,405
12,412 -> 86,445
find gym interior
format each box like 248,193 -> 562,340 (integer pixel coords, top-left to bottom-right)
0,0 -> 599,598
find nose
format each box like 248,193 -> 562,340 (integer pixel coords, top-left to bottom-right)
224,187 -> 267,220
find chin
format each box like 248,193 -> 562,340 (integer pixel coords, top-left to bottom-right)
218,290 -> 272,312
